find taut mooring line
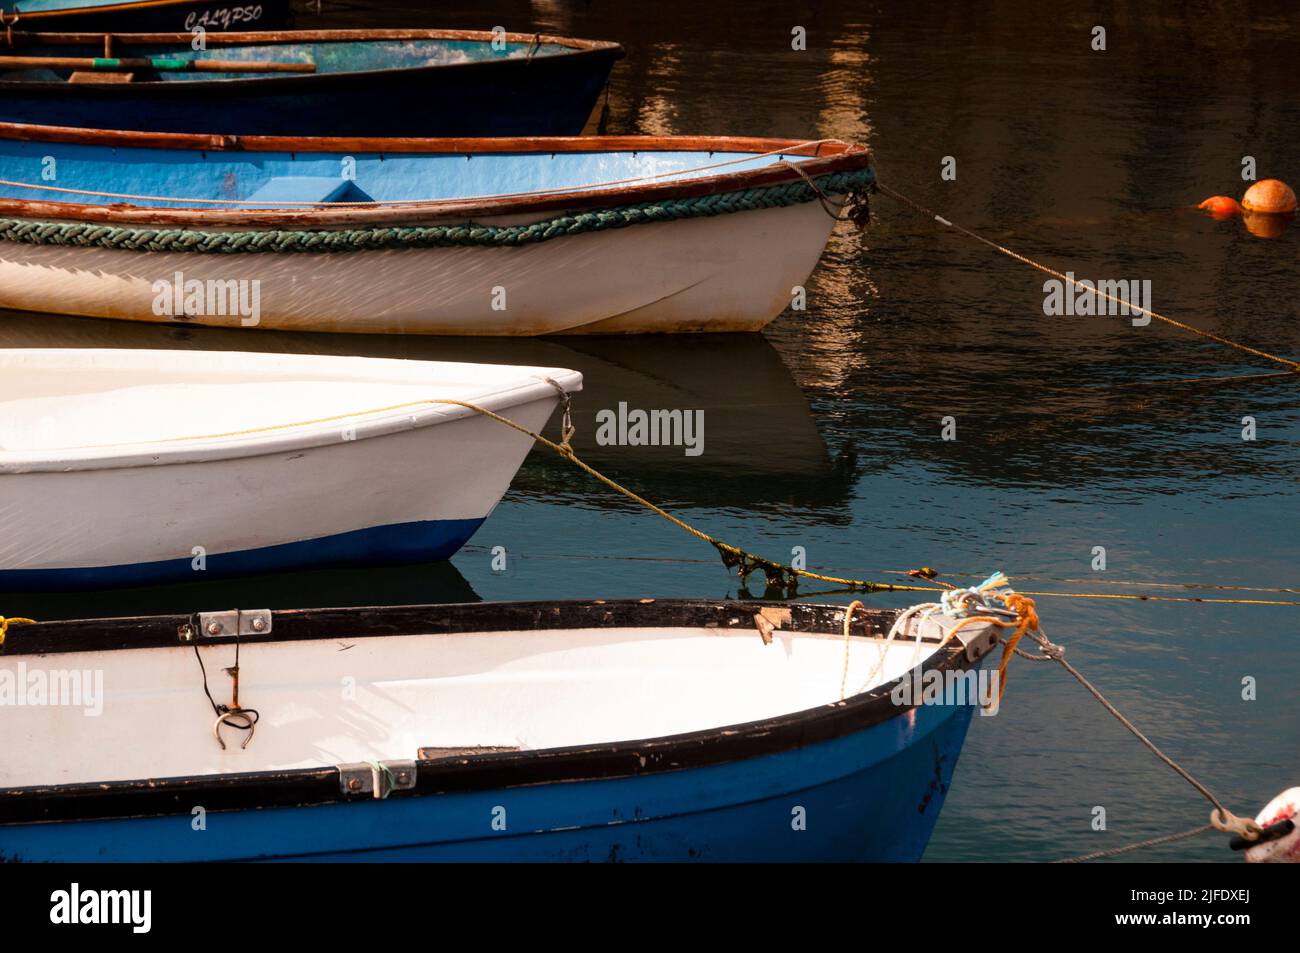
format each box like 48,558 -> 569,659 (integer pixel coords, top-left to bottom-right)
873,181 -> 1300,374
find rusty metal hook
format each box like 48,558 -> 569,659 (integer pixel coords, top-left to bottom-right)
213,709 -> 257,750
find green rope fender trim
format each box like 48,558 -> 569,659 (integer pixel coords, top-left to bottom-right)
0,167 -> 875,255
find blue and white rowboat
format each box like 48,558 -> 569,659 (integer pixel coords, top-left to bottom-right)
0,348 -> 582,589
0,124 -> 875,335
0,599 -> 997,862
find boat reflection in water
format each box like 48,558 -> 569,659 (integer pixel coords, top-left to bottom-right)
0,312 -> 859,515
0,558 -> 480,623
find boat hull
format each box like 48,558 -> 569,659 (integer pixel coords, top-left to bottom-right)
1,0 -> 289,32
0,200 -> 839,335
0,673 -> 975,862
0,395 -> 555,590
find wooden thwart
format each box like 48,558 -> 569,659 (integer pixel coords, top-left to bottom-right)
68,71 -> 135,84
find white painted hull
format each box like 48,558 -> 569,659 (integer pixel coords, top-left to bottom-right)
0,200 -> 841,335
0,349 -> 582,587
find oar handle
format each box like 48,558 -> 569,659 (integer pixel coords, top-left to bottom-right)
191,59 -> 316,74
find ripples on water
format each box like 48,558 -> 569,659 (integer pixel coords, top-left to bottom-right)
3,0 -> 1297,861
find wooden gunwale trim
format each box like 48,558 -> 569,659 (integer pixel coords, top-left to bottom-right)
0,599 -> 974,826
0,27 -> 626,55
0,45 -> 625,95
0,127 -> 870,228
2,0 -> 200,20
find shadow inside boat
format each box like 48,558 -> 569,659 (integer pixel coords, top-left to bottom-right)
0,311 -> 860,514
0,558 -> 480,623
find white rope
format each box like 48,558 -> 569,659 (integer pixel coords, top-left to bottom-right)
852,601 -> 938,698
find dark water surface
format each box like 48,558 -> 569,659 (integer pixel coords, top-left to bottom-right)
4,1 -> 1299,861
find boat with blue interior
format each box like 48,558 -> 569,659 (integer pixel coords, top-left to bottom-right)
0,123 -> 874,334
0,29 -> 625,136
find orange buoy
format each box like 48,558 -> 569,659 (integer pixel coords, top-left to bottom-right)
1198,195 -> 1242,219
1240,178 -> 1297,214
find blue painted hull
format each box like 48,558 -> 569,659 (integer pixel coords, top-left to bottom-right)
0,516 -> 484,592
0,36 -> 621,136
0,692 -> 975,862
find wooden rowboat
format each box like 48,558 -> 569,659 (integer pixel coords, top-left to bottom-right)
0,0 -> 287,32
0,29 -> 626,136
0,598 -> 998,862
0,124 -> 874,334
0,348 -> 582,589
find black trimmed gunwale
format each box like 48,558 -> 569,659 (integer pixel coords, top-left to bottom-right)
0,599 -> 979,826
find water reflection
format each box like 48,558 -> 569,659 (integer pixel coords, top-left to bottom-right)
0,312 -> 858,513
0,559 -> 479,622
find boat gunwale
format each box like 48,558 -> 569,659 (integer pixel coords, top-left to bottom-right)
0,26 -> 623,53
0,0 -> 261,21
0,125 -> 871,228
0,27 -> 627,90
0,599 -> 979,827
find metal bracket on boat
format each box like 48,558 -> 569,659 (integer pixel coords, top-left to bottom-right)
909,613 -> 1000,663
338,760 -> 418,800
180,609 -> 273,642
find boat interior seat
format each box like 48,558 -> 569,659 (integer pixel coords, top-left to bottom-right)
67,71 -> 137,84
245,176 -> 373,206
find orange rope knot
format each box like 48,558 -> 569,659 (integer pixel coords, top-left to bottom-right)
991,593 -> 1039,704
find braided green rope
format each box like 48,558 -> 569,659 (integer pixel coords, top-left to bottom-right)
0,167 -> 874,255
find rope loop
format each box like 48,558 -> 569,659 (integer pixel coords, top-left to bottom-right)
839,600 -> 865,701
1210,807 -> 1263,840
540,376 -> 576,454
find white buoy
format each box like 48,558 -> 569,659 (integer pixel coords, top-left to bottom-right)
1245,788 -> 1300,863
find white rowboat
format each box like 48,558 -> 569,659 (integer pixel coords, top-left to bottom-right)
0,599 -> 997,861
0,348 -> 581,588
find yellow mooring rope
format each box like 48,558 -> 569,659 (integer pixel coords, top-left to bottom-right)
26,387 -> 1299,608
0,616 -> 35,650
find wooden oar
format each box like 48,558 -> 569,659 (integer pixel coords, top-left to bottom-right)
0,55 -> 316,73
